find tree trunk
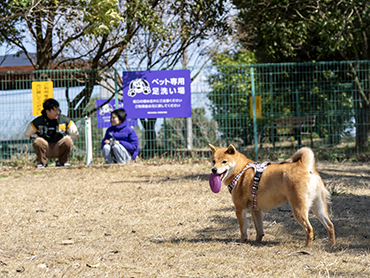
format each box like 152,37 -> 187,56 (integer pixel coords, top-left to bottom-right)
35,7 -> 54,70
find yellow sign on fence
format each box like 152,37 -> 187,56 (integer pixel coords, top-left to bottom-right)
250,96 -> 262,119
32,81 -> 53,116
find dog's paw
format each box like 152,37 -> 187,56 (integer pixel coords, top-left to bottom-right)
255,233 -> 264,242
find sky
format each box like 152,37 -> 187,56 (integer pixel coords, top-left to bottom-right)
0,41 -> 35,56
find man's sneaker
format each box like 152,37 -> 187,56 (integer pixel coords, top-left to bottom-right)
55,161 -> 71,167
36,162 -> 47,169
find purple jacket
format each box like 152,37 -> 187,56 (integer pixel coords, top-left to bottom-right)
101,120 -> 139,159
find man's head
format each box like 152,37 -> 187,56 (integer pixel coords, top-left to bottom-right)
42,98 -> 61,120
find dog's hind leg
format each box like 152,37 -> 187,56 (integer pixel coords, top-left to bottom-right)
235,208 -> 248,243
310,198 -> 335,245
251,210 -> 264,242
291,204 -> 313,248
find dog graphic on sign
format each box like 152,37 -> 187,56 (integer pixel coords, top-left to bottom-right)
128,79 -> 151,97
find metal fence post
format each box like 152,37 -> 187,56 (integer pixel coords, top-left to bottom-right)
223,89 -> 228,146
251,67 -> 259,160
114,71 -> 119,109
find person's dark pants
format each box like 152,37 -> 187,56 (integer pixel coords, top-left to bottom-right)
33,137 -> 73,164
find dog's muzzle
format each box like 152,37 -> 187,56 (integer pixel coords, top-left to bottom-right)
212,168 -> 218,174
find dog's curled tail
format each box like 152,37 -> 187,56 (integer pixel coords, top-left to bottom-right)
281,147 -> 316,172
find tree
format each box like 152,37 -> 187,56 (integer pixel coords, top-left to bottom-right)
232,0 -> 370,149
1,0 -> 124,120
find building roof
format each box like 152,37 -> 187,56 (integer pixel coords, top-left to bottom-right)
0,51 -> 36,67
0,51 -> 36,71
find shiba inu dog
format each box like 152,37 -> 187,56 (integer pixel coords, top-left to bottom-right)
209,144 -> 335,247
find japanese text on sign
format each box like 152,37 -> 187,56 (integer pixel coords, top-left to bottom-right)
32,81 -> 53,116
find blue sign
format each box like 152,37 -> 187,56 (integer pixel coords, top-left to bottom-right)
96,99 -> 137,129
122,69 -> 191,119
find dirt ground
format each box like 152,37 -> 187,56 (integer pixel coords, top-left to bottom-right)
0,159 -> 369,277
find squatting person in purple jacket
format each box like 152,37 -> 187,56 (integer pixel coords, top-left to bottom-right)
101,108 -> 139,164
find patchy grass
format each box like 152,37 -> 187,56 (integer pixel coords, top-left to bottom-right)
0,160 -> 369,277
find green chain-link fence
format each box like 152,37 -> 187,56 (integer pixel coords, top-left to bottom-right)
1,60 -> 369,166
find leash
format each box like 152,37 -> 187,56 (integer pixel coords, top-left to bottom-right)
228,161 -> 270,210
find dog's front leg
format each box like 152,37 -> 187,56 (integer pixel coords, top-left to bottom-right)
251,209 -> 264,242
235,208 -> 248,243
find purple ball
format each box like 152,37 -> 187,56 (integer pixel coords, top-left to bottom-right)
209,173 -> 221,193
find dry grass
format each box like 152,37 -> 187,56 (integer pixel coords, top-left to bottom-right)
0,159 -> 369,277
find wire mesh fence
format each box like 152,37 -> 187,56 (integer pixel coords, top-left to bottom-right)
1,60 -> 369,166
251,61 -> 369,159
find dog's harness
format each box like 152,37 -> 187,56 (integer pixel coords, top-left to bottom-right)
228,164 -> 250,194
228,161 -> 270,210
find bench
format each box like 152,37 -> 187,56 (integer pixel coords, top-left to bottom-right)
0,139 -> 33,159
260,116 -> 316,148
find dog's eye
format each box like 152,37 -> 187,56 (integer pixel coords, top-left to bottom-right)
212,160 -> 215,165
222,160 -> 227,164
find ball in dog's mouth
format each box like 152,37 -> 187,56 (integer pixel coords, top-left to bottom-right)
209,173 -> 222,193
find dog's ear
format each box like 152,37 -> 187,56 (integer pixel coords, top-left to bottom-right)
225,144 -> 237,155
209,143 -> 218,153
